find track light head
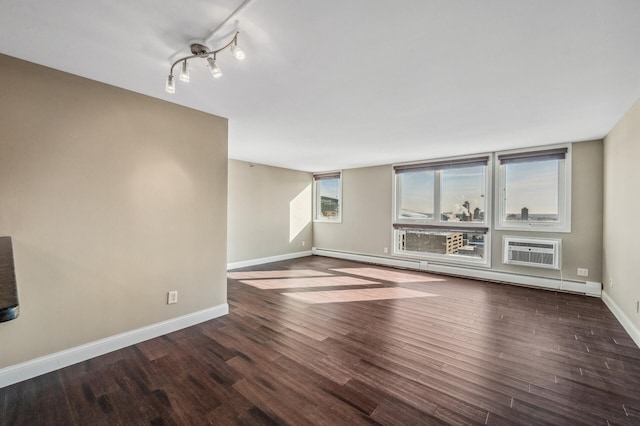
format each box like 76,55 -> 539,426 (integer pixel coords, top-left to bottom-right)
231,43 -> 245,61
179,60 -> 190,83
165,31 -> 244,91
165,74 -> 175,93
207,56 -> 223,79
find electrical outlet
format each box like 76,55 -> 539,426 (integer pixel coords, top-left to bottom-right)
384,247 -> 389,254
609,277 -> 614,288
302,240 -> 305,246
577,268 -> 588,277
167,291 -> 178,304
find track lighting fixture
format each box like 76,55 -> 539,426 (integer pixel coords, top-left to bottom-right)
165,74 -> 175,93
165,31 -> 244,93
230,41 -> 245,61
207,55 -> 223,79
179,60 -> 190,82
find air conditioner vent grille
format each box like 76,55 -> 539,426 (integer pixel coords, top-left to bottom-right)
508,241 -> 554,250
503,237 -> 561,270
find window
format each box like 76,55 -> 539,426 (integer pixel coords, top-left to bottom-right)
394,156 -> 490,226
439,164 -> 487,223
393,156 -> 490,265
394,225 -> 489,264
313,171 -> 341,222
496,146 -> 571,232
396,168 -> 434,221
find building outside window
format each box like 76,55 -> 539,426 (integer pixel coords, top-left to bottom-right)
393,155 -> 491,265
496,145 -> 571,232
313,171 -> 342,222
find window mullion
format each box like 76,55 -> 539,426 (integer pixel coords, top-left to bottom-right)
395,173 -> 402,222
557,159 -> 565,227
434,169 -> 442,224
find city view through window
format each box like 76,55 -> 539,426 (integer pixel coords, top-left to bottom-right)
394,152 -> 565,262
397,170 -> 434,219
440,166 -> 485,222
504,160 -> 559,222
395,163 -> 487,261
317,177 -> 340,220
397,165 -> 486,223
397,161 -> 560,224
397,228 -> 486,260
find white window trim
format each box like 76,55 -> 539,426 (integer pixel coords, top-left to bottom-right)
313,170 -> 342,223
393,166 -> 435,226
495,144 -> 571,233
391,154 -> 493,267
392,153 -> 492,229
392,226 -> 492,267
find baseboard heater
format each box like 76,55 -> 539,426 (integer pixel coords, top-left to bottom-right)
312,248 -> 420,270
421,261 -> 600,297
311,248 -> 601,297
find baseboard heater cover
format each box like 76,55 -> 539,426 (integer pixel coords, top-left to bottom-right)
311,248 -> 601,297
311,248 -> 420,270
421,261 -> 601,297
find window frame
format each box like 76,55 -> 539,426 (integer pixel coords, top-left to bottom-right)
394,166 -> 436,225
313,171 -> 342,223
393,154 -> 492,229
495,144 -> 571,233
392,154 -> 492,267
393,224 -> 491,267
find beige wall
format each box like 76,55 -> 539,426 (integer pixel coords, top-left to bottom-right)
314,141 -> 603,282
314,165 -> 393,256
0,54 -> 228,368
227,160 -> 312,264
492,140 -> 603,281
603,98 -> 640,330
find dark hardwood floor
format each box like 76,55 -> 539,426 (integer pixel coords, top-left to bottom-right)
3,256 -> 640,425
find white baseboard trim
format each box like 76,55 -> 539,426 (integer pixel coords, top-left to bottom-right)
602,291 -> 640,349
0,303 -> 228,389
312,248 -> 601,297
227,250 -> 312,270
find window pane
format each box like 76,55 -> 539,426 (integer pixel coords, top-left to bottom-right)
316,177 -> 340,220
397,170 -> 434,220
397,228 -> 486,261
440,165 -> 486,222
504,160 -> 559,222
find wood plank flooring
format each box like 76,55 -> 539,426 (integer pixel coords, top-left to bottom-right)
3,256 -> 640,425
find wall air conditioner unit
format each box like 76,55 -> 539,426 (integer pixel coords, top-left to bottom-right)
503,236 -> 561,270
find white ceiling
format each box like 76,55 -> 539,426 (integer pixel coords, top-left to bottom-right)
1,1 -> 639,172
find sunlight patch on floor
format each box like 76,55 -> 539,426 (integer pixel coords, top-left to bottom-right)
282,287 -> 438,304
330,267 -> 445,283
239,276 -> 379,290
228,269 -> 332,279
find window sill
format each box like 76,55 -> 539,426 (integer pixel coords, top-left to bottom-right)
393,222 -> 489,231
495,223 -> 571,233
314,219 -> 342,224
